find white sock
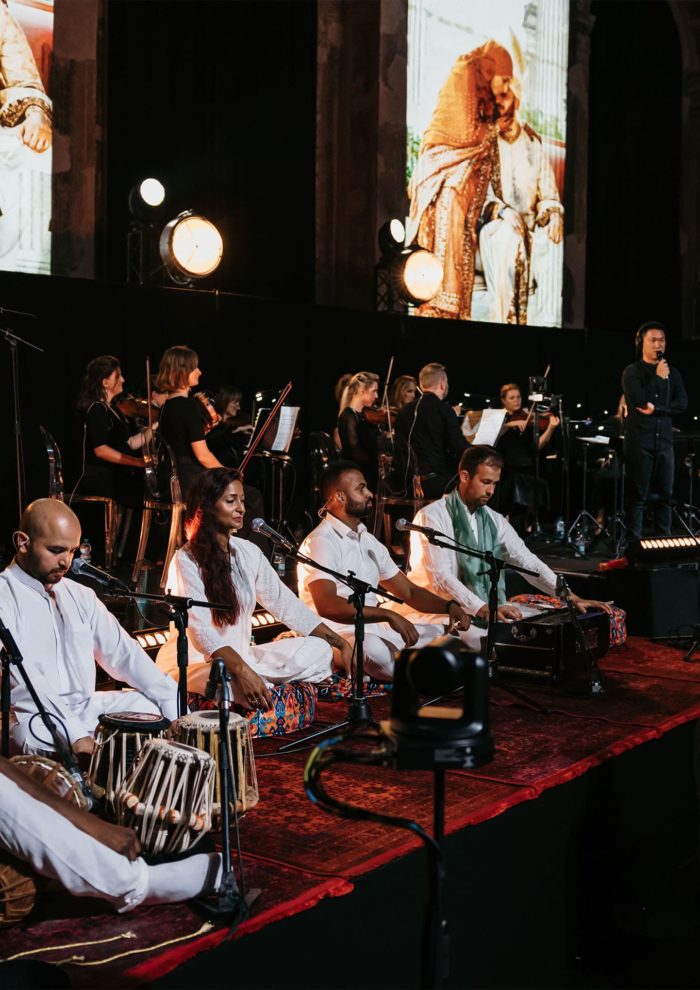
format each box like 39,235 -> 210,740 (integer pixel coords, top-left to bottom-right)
144,852 -> 222,905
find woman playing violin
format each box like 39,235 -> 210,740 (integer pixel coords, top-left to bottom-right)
337,371 -> 385,491
495,382 -> 560,534
76,355 -> 155,508
389,375 -> 418,413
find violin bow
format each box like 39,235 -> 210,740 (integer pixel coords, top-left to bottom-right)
380,354 -> 395,439
239,380 -> 293,477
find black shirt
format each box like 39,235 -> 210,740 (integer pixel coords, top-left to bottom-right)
85,402 -> 133,463
621,360 -> 687,448
337,407 -> 380,482
394,392 -> 467,479
158,396 -> 208,496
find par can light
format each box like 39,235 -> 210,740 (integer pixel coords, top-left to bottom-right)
159,210 -> 223,284
391,246 -> 443,306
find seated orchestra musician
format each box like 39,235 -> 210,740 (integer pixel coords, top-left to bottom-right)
336,371 -> 387,493
494,382 -> 559,534
407,445 -> 613,627
156,469 -> 353,711
0,755 -> 222,911
394,362 -> 467,498
76,355 -> 155,507
0,500 -> 179,760
297,462 -> 472,681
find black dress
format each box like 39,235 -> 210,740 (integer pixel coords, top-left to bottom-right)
337,407 -> 381,490
80,402 -> 142,508
157,395 -> 208,498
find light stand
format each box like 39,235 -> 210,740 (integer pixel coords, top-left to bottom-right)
0,619 -> 95,805
588,437 -> 628,557
566,437 -> 602,558
276,541 -> 405,752
0,318 -> 43,521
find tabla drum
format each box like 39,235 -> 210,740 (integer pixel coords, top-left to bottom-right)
0,852 -> 36,927
172,710 -> 259,822
87,711 -> 171,817
10,754 -> 89,809
115,738 -> 215,856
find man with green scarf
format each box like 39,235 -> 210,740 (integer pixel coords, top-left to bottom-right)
408,446 -> 613,625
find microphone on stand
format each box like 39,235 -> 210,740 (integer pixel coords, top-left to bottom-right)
69,557 -> 130,592
396,518 -> 438,537
250,518 -> 296,551
204,656 -> 228,701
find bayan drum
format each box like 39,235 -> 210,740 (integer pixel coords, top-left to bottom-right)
115,738 -> 215,856
172,710 -> 259,821
87,711 -> 171,816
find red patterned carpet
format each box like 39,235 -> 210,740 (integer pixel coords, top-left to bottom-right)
1,636 -> 699,987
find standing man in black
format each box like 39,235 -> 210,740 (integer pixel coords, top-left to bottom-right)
394,362 -> 467,499
622,322 -> 687,538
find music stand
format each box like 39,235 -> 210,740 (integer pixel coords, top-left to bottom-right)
246,404 -> 300,543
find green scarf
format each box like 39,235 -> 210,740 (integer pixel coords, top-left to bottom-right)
445,489 -> 506,622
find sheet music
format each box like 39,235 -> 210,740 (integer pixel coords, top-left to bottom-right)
271,406 -> 300,452
473,408 -> 507,446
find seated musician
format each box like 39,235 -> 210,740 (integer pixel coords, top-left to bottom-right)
76,355 -> 155,508
394,362 -> 467,499
494,382 -> 559,533
0,500 -> 179,759
408,446 -> 612,625
297,462 -> 472,681
337,371 -> 386,492
156,469 -> 353,710
0,755 -> 221,911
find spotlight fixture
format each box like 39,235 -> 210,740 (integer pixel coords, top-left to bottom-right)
391,246 -> 443,306
159,210 -> 223,285
377,217 -> 406,257
128,177 -> 166,221
627,534 -> 700,565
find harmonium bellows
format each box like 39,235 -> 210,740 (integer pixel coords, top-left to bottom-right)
491,608 -> 609,689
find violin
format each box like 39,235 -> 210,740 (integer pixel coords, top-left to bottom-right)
193,391 -> 222,433
113,392 -> 154,421
363,405 -> 395,429
508,406 -> 558,432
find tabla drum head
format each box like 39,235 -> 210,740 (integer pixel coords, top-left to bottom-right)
98,711 -> 171,733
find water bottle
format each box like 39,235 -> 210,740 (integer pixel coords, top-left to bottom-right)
78,536 -> 92,563
554,516 -> 565,539
272,550 -> 286,579
573,528 -> 586,556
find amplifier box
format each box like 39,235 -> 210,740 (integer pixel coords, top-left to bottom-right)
605,564 -> 700,637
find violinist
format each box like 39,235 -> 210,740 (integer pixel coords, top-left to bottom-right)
494,383 -> 559,533
336,371 -> 386,491
155,346 -> 225,498
205,385 -> 254,469
76,355 -> 154,509
389,375 -> 418,413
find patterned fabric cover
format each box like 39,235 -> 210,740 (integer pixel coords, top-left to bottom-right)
187,681 -> 318,737
317,674 -> 392,703
508,594 -> 627,647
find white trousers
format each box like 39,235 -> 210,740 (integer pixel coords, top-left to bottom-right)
12,689 -> 164,756
326,615 -> 447,681
0,776 -> 221,913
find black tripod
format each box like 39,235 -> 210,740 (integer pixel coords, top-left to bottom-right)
277,541 -> 404,752
1,317 -> 43,520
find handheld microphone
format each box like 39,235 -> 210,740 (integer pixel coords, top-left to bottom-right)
69,557 -> 130,592
250,518 -> 296,551
396,518 -> 437,536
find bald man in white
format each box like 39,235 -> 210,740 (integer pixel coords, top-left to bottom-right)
0,499 -> 178,757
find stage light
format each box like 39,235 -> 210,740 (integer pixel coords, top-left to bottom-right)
159,210 -> 223,284
391,246 -> 443,306
627,534 -> 700,565
128,177 -> 166,220
377,218 -> 405,257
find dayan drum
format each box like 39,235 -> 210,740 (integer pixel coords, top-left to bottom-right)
87,711 -> 171,817
172,710 -> 259,822
115,738 -> 215,856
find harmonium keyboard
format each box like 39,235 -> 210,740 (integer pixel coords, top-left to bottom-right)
491,607 -> 609,691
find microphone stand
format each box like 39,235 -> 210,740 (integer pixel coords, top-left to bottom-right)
422,530 -> 550,715
197,657 -> 259,925
0,619 -> 96,806
103,587 -> 229,718
276,542 -> 405,752
555,576 -> 605,695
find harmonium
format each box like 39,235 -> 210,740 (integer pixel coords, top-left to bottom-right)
491,607 -> 609,692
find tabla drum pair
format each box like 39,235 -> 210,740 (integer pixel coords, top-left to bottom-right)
86,711 -> 171,817
171,710 -> 259,823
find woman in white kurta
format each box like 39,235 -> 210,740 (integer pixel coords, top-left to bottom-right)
157,468 -> 351,710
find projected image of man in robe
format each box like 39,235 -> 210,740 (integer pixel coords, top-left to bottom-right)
0,0 -> 52,273
407,40 -> 564,327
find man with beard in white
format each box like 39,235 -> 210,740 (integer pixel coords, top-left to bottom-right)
297,461 -> 472,681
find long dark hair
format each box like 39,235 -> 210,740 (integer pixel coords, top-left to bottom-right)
184,468 -> 243,627
77,355 -> 120,411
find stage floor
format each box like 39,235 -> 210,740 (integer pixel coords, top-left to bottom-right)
2,637 -> 700,988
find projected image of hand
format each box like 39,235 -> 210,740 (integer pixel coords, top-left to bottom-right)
547,212 -> 563,244
19,107 -> 51,153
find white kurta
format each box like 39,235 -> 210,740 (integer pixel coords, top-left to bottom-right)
0,561 -> 179,754
298,516 -> 446,680
156,538 -> 333,695
407,497 -> 558,616
479,127 -> 563,326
